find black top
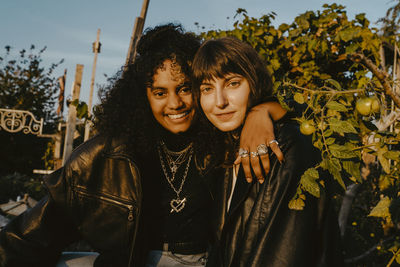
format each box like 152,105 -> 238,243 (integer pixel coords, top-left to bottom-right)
137,128 -> 214,251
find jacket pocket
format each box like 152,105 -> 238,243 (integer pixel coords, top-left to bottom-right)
74,186 -> 135,221
72,186 -> 137,250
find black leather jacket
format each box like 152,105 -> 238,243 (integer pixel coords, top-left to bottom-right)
0,120 -> 342,267
207,119 -> 343,267
0,135 -> 146,267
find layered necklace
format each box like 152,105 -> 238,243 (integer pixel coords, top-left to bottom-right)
158,140 -> 194,213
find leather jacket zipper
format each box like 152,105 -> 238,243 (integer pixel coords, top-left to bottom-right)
74,187 -> 135,221
105,152 -> 142,266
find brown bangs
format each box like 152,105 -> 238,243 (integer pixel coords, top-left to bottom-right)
192,38 -> 250,86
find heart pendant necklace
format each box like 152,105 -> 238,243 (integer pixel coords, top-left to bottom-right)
158,141 -> 193,213
170,197 -> 187,213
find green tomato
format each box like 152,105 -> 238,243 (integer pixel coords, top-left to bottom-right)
356,97 -> 373,116
370,97 -> 380,113
300,121 -> 316,135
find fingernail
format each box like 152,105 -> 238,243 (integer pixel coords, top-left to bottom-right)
246,177 -> 252,183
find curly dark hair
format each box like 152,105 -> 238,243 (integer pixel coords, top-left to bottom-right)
94,23 -> 224,167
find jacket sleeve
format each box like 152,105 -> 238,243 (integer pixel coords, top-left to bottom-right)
246,122 -> 343,267
0,168 -> 80,267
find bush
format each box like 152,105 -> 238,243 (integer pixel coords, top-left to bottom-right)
0,172 -> 46,204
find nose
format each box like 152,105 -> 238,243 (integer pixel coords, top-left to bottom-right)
215,88 -> 228,109
167,92 -> 184,109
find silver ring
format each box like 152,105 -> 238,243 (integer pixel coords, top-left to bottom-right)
256,144 -> 268,155
268,139 -> 279,146
238,148 -> 249,158
250,151 -> 259,158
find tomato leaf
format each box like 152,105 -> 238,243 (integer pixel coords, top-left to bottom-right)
288,197 -> 305,210
369,196 -> 391,220
326,101 -> 348,112
300,167 -> 320,197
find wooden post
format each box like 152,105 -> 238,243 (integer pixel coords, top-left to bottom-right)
62,64 -> 84,165
54,130 -> 63,169
57,69 -> 67,119
84,29 -> 101,141
380,44 -> 387,117
124,0 -> 150,68
390,45 -> 398,132
396,45 -> 400,96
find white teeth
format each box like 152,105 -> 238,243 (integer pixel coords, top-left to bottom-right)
168,112 -> 188,119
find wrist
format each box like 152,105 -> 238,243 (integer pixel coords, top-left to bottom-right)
250,102 -> 287,121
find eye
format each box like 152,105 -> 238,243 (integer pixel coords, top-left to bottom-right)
227,79 -> 241,88
178,86 -> 192,95
152,90 -> 166,98
200,86 -> 213,94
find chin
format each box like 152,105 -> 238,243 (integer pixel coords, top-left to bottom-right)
215,124 -> 238,132
169,125 -> 191,134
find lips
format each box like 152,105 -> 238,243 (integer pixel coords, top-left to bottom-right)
215,111 -> 235,121
167,110 -> 191,120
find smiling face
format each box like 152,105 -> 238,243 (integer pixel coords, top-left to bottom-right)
200,73 -> 250,132
146,59 -> 195,134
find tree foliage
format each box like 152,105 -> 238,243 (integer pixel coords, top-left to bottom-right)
378,0 -> 400,37
201,4 -> 400,265
0,45 -> 62,122
0,45 -> 63,176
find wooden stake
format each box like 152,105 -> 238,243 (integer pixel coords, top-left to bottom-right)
124,0 -> 150,68
84,29 -> 101,141
63,64 -> 84,165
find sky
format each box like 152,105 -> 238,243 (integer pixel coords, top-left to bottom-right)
0,0 -> 394,109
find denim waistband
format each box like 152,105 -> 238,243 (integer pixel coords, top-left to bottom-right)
151,241 -> 208,255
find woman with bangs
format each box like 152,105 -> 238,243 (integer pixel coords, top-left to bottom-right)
192,37 -> 343,267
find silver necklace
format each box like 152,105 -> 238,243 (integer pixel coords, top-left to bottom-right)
158,142 -> 193,213
159,141 -> 193,182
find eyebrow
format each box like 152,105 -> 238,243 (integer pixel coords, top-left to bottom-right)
180,81 -> 191,87
150,82 -> 191,91
201,74 -> 242,85
225,74 -> 242,80
149,86 -> 166,91
200,81 -> 212,86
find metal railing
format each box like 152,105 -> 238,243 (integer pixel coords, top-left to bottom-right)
0,108 -> 43,135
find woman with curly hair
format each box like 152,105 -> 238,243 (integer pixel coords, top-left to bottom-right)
192,37 -> 343,267
0,24 -> 285,267
94,24 -> 226,266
